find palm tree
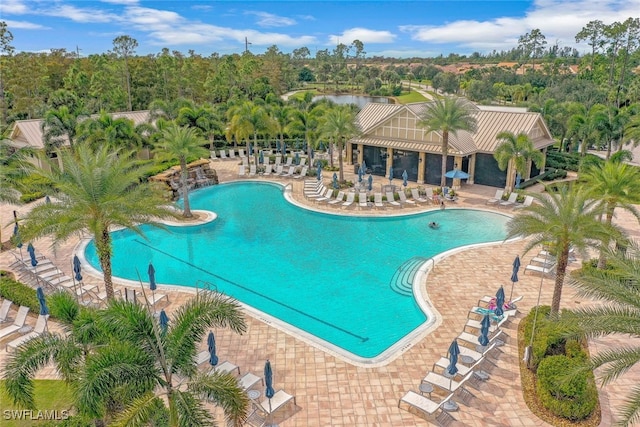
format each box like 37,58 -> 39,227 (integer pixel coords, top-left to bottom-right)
76,111 -> 139,150
289,99 -> 327,162
154,124 -> 209,218
0,139 -> 26,203
3,292 -> 250,427
227,101 -> 272,165
320,104 -> 359,182
580,159 -> 640,268
40,105 -> 84,150
566,104 -> 607,156
506,185 -> 617,316
559,242 -> 640,426
177,104 -> 223,150
494,131 -> 545,192
19,144 -> 175,300
418,97 -> 477,188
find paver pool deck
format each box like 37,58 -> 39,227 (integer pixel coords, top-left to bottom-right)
1,158 -> 639,426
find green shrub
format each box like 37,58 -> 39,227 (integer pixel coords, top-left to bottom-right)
565,339 -> 587,361
537,355 -> 597,420
20,191 -> 45,203
48,291 -> 80,323
522,306 -> 566,370
0,274 -> 40,313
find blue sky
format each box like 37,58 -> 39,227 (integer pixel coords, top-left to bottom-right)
1,0 -> 638,58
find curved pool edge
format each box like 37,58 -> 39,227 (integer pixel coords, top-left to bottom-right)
76,181 -> 519,367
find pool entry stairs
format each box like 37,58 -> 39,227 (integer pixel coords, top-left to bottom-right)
389,257 -> 429,296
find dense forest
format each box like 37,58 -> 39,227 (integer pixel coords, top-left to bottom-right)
1,18 -> 639,154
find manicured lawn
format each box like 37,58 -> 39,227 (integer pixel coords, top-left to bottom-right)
0,380 -> 74,426
395,90 -> 428,104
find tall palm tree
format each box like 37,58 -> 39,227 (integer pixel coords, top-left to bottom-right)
418,97 -> 477,188
580,159 -> 640,268
566,104 -> 607,156
320,104 -> 359,182
289,100 -> 327,162
494,131 -> 545,192
269,104 -> 292,154
154,124 -> 209,218
506,185 -> 617,316
0,139 -> 26,203
227,101 -> 272,165
559,242 -> 640,426
40,105 -> 84,150
3,292 -> 250,427
19,144 -> 175,300
177,104 -> 223,150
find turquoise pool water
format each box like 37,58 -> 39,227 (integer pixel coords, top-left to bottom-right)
84,182 -> 509,359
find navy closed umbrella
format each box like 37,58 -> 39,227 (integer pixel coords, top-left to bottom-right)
402,170 -> 408,187
12,223 -> 22,249
207,331 -> 219,366
316,161 -> 322,181
73,255 -> 83,282
358,165 -> 363,183
332,172 -> 338,189
36,287 -> 49,316
495,286 -> 505,317
478,314 -> 490,347
368,174 -> 373,191
276,140 -> 281,152
159,309 -> 169,332
446,339 -> 460,376
388,166 -> 394,184
509,255 -> 521,301
515,173 -> 522,189
45,195 -> 51,204
259,150 -> 264,164
281,142 -> 286,156
27,243 -> 38,267
249,143 -> 253,156
264,359 -> 275,421
361,160 -> 367,173
295,152 -> 300,165
148,262 -> 157,313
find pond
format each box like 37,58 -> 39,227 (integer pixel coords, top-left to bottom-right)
312,94 -> 391,109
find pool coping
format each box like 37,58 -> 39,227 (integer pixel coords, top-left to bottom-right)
75,180 -> 517,368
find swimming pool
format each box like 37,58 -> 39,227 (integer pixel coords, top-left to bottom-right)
84,182 -> 509,361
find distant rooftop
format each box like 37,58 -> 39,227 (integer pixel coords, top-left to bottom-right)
476,105 -> 529,113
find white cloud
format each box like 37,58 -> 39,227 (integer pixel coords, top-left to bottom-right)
124,6 -> 184,27
100,0 -> 139,4
328,28 -> 396,45
2,19 -> 48,30
400,0 -> 640,53
1,0 -> 29,14
45,4 -> 121,23
244,11 -> 296,28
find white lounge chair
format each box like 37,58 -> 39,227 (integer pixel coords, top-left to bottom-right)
256,390 -> 296,415
486,189 -> 504,204
209,360 -> 241,376
242,157 -> 249,167
299,157 -> 307,167
238,149 -> 246,158
238,166 -> 246,177
228,149 -> 236,159
411,188 -> 428,203
328,191 -> 345,205
342,192 -> 356,207
499,192 -> 518,208
0,299 -> 13,323
274,165 -> 284,175
374,192 -> 384,208
0,306 -> 29,339
422,369 -> 477,397
425,187 -> 437,204
284,157 -> 293,167
248,165 -> 257,176
239,372 -> 263,391
275,155 -> 282,165
305,185 -> 327,199
514,195 -> 534,210
359,192 -> 369,208
281,166 -> 295,177
315,188 -> 334,203
294,166 -> 308,179
398,190 -> 416,205
386,192 -> 401,207
6,314 -> 48,351
398,391 -> 456,426
263,164 -> 272,176
525,263 -> 556,276
219,150 -> 228,159
210,150 -> 218,161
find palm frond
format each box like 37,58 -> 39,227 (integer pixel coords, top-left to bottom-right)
616,385 -> 640,426
172,389 -> 216,427
188,371 -> 249,427
2,333 -> 68,408
110,392 -> 168,427
588,346 -> 640,385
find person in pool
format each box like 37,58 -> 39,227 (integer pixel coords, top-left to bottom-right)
429,221 -> 439,229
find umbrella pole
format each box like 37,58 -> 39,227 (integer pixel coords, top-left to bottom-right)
509,281 -> 515,303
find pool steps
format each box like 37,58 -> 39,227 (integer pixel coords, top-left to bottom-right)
390,257 -> 429,296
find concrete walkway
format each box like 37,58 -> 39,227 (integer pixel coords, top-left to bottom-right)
1,158 -> 639,426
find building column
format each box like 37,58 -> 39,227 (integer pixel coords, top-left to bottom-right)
468,154 -> 476,184
539,148 -> 547,174
386,147 -> 393,179
346,142 -> 353,164
357,144 -> 364,165
417,152 -> 426,184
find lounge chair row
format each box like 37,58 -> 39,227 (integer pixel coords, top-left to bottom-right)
239,164 -> 309,179
486,189 -> 534,209
399,294 -> 520,425
213,149 -> 308,166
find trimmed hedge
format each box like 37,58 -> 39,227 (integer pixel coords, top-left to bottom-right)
537,355 -> 598,420
0,274 -> 40,313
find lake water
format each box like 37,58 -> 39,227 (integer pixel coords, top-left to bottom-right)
312,95 -> 391,109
